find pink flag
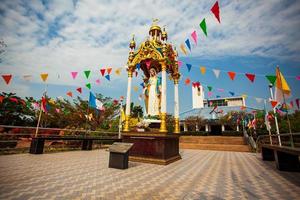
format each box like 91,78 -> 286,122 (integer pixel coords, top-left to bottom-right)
178,61 -> 183,68
296,99 -> 300,110
191,31 -> 197,45
208,91 -> 213,97
296,76 -> 300,80
55,108 -> 60,113
290,101 -> 294,108
71,72 -> 78,79
95,79 -> 100,84
217,88 -> 224,92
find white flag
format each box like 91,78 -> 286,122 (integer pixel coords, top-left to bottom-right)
212,69 -> 220,79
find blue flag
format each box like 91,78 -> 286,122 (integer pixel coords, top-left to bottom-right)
186,63 -> 192,72
136,63 -> 141,70
185,39 -> 191,51
105,74 -> 110,81
229,91 -> 235,96
89,92 -> 97,108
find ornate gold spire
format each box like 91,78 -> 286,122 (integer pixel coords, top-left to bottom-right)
129,34 -> 136,49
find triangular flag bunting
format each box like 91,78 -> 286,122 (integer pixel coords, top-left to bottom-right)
95,79 -> 100,84
115,68 -> 121,75
211,1 -> 221,23
185,39 -> 191,51
266,75 -> 276,85
275,67 -> 291,97
191,31 -> 197,45
245,73 -> 255,83
71,72 -> 78,79
296,76 -> 300,80
105,74 -> 110,81
180,44 -> 187,55
133,86 -> 138,92
84,70 -> 91,79
100,69 -> 106,76
227,71 -> 236,80
229,91 -> 235,96
107,68 -> 112,75
67,91 -> 73,97
185,78 -> 191,85
208,91 -> 213,97
200,66 -> 206,75
0,96 -> 4,103
2,74 -> 12,85
76,87 -> 82,94
186,64 -> 192,72
207,86 -> 213,91
270,100 -> 278,108
40,73 -> 48,82
199,18 -> 207,36
86,83 -> 91,89
140,83 -> 145,88
212,69 -> 220,78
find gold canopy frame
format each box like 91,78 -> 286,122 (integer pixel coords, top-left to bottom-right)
123,20 -> 181,133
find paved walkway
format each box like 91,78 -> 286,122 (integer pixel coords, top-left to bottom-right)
0,149 -> 299,200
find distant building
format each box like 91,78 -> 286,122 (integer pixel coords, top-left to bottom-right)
180,83 -> 247,135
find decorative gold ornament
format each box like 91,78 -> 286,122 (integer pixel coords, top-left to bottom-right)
123,115 -> 130,132
174,118 -> 180,134
159,113 -> 168,133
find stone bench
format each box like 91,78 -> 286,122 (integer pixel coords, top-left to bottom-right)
261,144 -> 300,172
29,136 -> 121,154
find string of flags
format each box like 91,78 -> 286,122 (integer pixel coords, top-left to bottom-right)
180,1 -> 221,56
179,62 -> 300,83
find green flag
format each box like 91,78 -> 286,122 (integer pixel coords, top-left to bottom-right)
266,75 -> 276,85
200,18 -> 207,36
86,83 -> 91,89
84,70 -> 91,79
207,86 -> 212,91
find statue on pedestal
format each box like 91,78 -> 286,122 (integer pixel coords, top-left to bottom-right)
144,67 -> 161,117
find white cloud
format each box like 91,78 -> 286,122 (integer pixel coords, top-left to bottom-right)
0,0 -> 299,90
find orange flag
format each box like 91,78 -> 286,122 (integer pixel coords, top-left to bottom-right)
270,100 -> 278,108
66,91 -> 73,97
200,67 -> 206,75
40,73 -> 48,82
107,67 -> 112,75
227,71 -> 236,80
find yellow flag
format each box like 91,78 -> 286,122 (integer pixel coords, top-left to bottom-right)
40,73 -> 48,82
115,68 -> 121,75
180,44 -> 187,55
48,98 -> 56,105
275,67 -> 291,97
133,86 -> 138,92
200,66 -> 206,75
121,108 -> 125,122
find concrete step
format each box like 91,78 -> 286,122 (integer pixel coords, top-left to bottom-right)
180,136 -> 246,145
179,143 -> 250,152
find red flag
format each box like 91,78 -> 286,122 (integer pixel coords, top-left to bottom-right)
185,78 -> 191,85
211,1 -> 220,23
227,71 -> 236,80
270,100 -> 278,108
296,99 -> 300,109
107,68 -> 112,75
2,74 -> 12,85
100,69 -> 106,76
245,73 -> 255,83
0,96 -> 4,103
76,87 -> 82,94
41,97 -> 47,112
9,97 -> 18,103
66,91 -> 73,97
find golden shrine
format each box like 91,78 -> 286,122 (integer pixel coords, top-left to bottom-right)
123,20 -> 181,133
122,20 -> 181,165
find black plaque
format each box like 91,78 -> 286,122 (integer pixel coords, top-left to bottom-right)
109,142 -> 133,169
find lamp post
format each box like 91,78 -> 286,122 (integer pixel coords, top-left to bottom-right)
269,84 -> 281,146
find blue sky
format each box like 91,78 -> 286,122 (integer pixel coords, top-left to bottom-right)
0,0 -> 300,114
